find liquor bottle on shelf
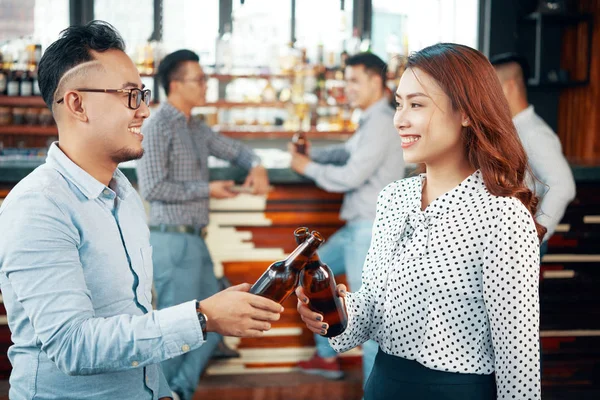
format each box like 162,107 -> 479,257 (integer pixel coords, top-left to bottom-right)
249,230 -> 324,304
261,80 -> 277,103
32,70 -> 41,96
0,49 -> 6,96
0,69 -> 6,96
20,70 -> 33,97
6,70 -> 20,97
294,227 -> 348,338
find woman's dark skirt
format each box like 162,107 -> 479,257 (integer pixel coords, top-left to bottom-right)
363,349 -> 496,400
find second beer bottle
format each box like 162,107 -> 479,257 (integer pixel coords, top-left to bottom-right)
295,227 -> 348,337
249,229 -> 324,304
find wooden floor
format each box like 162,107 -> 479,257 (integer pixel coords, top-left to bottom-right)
193,369 -> 363,400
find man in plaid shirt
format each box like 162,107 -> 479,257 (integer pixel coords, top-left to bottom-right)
136,49 -> 270,400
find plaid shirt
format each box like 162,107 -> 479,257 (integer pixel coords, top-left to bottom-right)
136,101 -> 259,227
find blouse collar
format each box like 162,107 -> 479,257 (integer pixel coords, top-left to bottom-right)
392,170 -> 486,253
412,169 -> 486,217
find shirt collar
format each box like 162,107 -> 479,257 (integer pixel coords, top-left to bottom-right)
358,97 -> 391,125
160,100 -> 188,122
45,142 -> 134,201
159,100 -> 207,130
411,169 -> 486,218
512,104 -> 534,126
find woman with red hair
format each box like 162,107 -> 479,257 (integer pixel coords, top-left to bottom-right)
297,43 -> 543,400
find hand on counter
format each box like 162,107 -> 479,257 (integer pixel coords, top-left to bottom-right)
295,284 -> 347,336
209,180 -> 239,199
287,143 -> 311,175
243,165 -> 270,195
199,283 -> 284,338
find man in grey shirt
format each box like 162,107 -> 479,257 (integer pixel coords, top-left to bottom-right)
136,50 -> 270,400
289,52 -> 405,384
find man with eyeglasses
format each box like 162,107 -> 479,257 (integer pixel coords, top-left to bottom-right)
135,49 -> 270,400
0,21 -> 283,400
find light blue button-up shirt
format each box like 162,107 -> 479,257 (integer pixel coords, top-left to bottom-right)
0,143 -> 205,399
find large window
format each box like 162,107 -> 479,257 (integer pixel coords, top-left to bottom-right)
0,0 -> 69,53
94,0 -> 155,59
162,0 -> 219,65
230,0 -> 292,70
371,0 -> 480,60
295,0 -> 353,67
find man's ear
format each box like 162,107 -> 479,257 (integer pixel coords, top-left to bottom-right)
63,91 -> 88,122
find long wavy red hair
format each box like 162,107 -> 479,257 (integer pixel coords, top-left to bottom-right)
407,43 -> 546,241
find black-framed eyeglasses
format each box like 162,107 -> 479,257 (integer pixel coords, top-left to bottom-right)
56,88 -> 152,110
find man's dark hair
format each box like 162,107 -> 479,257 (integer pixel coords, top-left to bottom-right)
157,50 -> 200,96
489,52 -> 531,82
37,20 -> 126,110
346,52 -> 388,88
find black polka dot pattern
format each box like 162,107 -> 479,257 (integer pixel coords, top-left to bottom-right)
330,170 -> 541,399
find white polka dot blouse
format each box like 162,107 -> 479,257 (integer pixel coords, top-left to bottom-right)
329,170 -> 541,399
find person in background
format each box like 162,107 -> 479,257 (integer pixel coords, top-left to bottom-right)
297,43 -> 543,400
0,21 -> 283,400
491,53 -> 576,257
289,52 -> 405,383
135,49 -> 270,400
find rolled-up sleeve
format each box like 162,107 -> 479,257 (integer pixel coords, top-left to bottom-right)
304,117 -> 393,193
310,143 -> 351,165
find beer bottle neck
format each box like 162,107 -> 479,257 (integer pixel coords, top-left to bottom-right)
285,235 -> 321,268
304,258 -> 323,270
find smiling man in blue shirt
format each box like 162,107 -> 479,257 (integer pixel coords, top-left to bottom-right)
0,21 -> 283,400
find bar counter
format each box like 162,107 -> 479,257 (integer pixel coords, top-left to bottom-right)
0,157 -> 599,184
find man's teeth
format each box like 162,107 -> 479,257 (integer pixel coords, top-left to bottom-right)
128,127 -> 142,135
401,136 -> 420,144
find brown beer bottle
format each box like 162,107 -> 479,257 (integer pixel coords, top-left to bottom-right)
249,230 -> 324,304
292,131 -> 307,155
295,227 -> 348,337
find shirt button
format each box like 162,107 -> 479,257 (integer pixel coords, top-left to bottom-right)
103,189 -> 111,196
131,361 -> 139,367
181,344 -> 190,352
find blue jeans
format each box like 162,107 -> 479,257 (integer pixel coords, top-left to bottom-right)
150,231 -> 221,400
314,220 -> 378,385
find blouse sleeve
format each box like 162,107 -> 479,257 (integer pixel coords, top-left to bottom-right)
329,182 -> 398,353
482,197 -> 541,399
